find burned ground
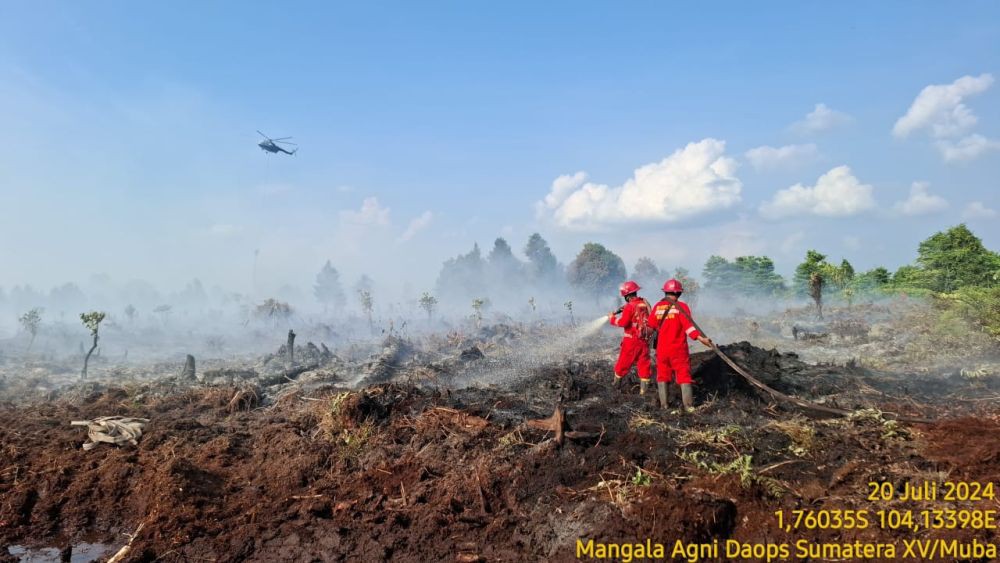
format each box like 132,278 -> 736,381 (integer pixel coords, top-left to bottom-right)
1,325 -> 998,562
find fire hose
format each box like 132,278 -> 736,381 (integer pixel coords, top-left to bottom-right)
663,302 -> 933,424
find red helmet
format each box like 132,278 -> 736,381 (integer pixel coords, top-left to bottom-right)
619,280 -> 640,297
662,278 -> 683,293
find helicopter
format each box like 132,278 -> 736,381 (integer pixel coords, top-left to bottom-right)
257,130 -> 297,155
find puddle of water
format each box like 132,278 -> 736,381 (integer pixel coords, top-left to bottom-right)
7,543 -> 115,563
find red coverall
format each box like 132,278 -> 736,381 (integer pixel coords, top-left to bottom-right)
647,299 -> 702,384
609,298 -> 652,380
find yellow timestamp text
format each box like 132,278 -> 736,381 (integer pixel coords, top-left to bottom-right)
774,509 -> 998,532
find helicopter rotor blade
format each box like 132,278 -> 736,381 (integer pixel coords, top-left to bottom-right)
272,137 -> 293,141
256,130 -> 269,139
275,141 -> 297,146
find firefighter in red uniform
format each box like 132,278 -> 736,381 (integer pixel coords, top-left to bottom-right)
608,281 -> 653,394
647,279 -> 713,411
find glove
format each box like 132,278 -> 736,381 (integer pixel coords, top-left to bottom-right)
608,312 -> 616,324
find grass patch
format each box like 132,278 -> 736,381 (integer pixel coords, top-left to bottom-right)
847,408 -> 905,441
765,417 -> 816,457
678,451 -> 784,497
674,424 -> 749,449
627,412 -> 668,432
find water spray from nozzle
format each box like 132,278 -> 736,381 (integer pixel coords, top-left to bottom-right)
577,313 -> 613,338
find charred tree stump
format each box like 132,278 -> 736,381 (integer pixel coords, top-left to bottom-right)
181,354 -> 196,380
287,329 -> 296,366
525,403 -> 600,447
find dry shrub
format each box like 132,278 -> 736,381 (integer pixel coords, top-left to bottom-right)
314,392 -> 378,464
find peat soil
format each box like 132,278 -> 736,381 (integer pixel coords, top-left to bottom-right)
1,340 -> 998,562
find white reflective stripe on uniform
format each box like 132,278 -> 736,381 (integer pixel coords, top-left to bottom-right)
685,326 -> 696,335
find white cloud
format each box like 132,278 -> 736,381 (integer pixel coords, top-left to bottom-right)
744,143 -> 819,170
790,104 -> 852,134
963,201 -> 998,220
936,134 -> 1000,162
843,236 -> 862,251
537,138 -> 742,230
893,74 -> 993,139
340,197 -> 390,226
397,211 -> 433,242
542,171 -> 588,210
893,182 -> 949,215
760,165 -> 876,219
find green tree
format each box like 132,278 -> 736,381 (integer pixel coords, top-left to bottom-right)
703,256 -> 785,295
914,224 -> 1000,292
734,256 -> 786,295
835,259 -> 855,287
314,260 -> 346,312
702,255 -> 738,291
673,267 -> 700,304
631,257 -> 661,288
487,237 -> 524,288
566,243 -> 627,299
855,267 -> 890,290
436,244 -> 485,299
794,250 -> 830,295
418,292 -> 438,321
18,308 -> 42,355
524,233 -> 558,281
891,265 -> 934,289
358,290 -> 374,329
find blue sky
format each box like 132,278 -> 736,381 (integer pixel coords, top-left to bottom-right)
0,2 -> 997,296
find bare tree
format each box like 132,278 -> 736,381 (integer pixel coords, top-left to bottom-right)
124,304 -> 137,325
18,308 -> 42,356
80,311 -> 106,379
809,272 -> 825,319
153,304 -> 172,324
471,298 -> 488,328
564,300 -> 575,325
254,299 -> 293,328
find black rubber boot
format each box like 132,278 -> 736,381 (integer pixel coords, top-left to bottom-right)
612,374 -> 624,389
